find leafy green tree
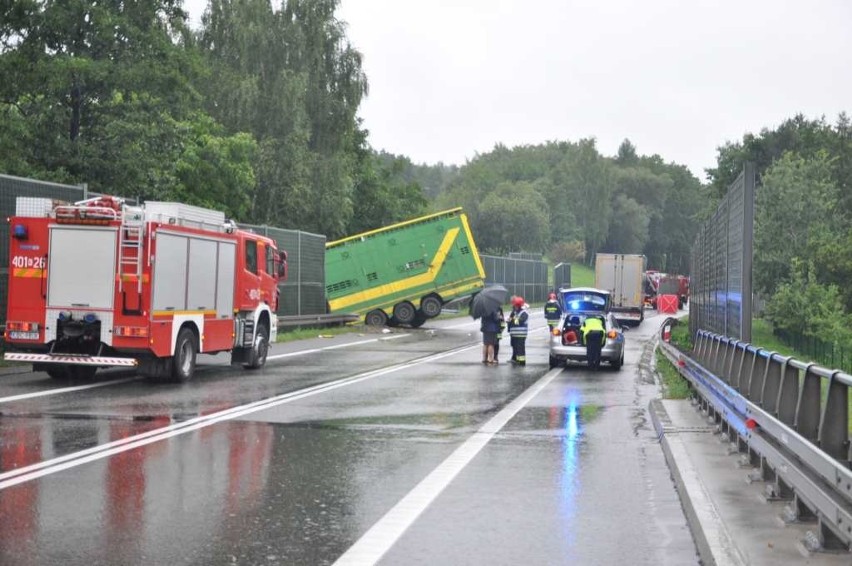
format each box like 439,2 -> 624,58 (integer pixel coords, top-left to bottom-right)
765,259 -> 852,346
350,143 -> 427,234
0,0 -> 202,195
753,151 -> 839,297
604,194 -> 649,254
548,139 -> 613,263
475,181 -> 549,254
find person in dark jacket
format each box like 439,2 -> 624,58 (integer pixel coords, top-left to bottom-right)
507,296 -> 530,365
544,292 -> 562,332
493,307 -> 506,361
480,308 -> 502,365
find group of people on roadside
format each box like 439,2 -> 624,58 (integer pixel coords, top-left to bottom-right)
481,291 -> 607,369
480,295 -> 530,366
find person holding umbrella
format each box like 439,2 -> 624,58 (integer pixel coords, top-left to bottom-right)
470,285 -> 510,366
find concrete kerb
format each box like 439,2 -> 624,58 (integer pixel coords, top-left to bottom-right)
649,399 -> 747,566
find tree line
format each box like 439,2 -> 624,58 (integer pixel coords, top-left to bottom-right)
708,115 -> 852,345
0,0 -> 420,239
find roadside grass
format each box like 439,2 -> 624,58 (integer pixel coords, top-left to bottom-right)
569,263 -> 595,288
656,348 -> 692,399
276,324 -> 362,343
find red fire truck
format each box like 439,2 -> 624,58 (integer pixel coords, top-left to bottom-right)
4,195 -> 286,382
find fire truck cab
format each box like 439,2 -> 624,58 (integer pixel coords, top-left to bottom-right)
4,195 -> 286,382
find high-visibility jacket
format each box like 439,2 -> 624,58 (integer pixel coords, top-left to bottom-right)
581,317 -> 606,344
544,300 -> 562,324
508,307 -> 529,338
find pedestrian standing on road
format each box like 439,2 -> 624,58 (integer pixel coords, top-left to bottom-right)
480,309 -> 501,365
507,296 -> 529,366
493,307 -> 506,361
544,292 -> 562,333
581,315 -> 606,369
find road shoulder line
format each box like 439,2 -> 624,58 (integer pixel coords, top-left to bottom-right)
649,398 -> 747,566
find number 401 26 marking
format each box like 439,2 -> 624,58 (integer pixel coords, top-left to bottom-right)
11,256 -> 46,269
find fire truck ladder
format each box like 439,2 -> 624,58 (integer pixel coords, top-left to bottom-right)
119,206 -> 146,295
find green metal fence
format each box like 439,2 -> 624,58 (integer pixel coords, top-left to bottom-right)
240,224 -> 326,316
774,329 -> 852,375
481,254 -> 548,304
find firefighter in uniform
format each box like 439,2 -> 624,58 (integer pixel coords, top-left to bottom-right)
507,296 -> 530,366
581,316 -> 607,369
544,292 -> 562,332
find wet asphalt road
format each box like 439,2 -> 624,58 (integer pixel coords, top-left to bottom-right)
0,310 -> 698,565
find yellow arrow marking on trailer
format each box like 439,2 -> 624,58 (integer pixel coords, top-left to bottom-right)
328,228 -> 461,312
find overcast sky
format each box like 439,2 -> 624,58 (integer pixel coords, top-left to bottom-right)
186,0 -> 852,181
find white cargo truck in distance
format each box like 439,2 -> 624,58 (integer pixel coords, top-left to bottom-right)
594,253 -> 646,326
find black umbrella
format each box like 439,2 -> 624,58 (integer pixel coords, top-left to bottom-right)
469,284 -> 509,319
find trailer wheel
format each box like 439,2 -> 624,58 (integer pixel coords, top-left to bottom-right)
244,322 -> 269,370
171,327 -> 197,382
420,295 -> 443,318
410,312 -> 427,328
392,301 -> 416,325
365,309 -> 388,327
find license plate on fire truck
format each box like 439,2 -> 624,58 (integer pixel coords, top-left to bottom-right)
8,331 -> 39,340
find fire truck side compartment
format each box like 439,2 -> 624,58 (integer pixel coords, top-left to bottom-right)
47,226 -> 117,311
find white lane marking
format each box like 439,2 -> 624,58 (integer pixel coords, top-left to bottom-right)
0,377 -> 140,404
0,335 -> 411,403
333,367 -> 564,566
0,343 -> 478,490
267,333 -> 410,360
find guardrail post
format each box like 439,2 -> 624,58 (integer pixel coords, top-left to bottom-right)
728,342 -> 744,391
709,335 -> 721,375
818,370 -> 850,463
794,364 -> 820,443
720,339 -> 736,385
749,350 -> 771,402
741,348 -> 760,397
777,360 -> 799,427
761,355 -> 783,413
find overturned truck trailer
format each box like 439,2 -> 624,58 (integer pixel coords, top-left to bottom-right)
325,208 -> 486,327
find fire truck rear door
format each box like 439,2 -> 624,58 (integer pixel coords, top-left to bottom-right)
47,226 -> 117,309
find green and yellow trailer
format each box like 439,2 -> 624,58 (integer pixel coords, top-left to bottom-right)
325,208 -> 486,326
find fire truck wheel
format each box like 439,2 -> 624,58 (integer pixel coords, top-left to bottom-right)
68,365 -> 97,380
171,327 -> 198,382
392,301 -> 416,325
419,295 -> 443,318
46,366 -> 69,380
244,322 -> 269,370
365,309 -> 388,327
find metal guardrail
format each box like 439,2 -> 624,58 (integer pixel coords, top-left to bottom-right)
278,314 -> 359,328
659,321 -> 852,553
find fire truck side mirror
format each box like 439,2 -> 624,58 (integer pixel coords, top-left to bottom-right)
278,250 -> 288,280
